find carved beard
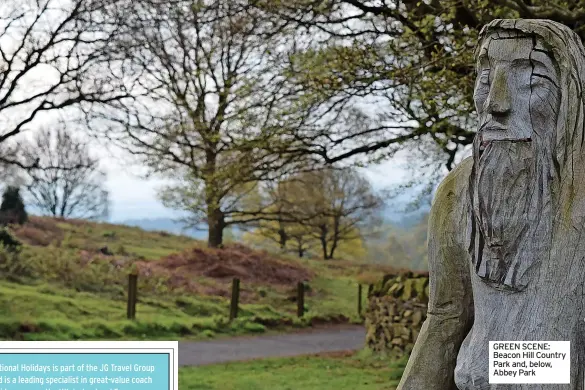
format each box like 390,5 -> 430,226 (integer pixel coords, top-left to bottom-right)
469,138 -> 551,291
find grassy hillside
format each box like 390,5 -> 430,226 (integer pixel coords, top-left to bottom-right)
0,216 -> 395,340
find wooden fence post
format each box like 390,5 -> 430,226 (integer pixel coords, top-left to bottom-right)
230,278 -> 240,321
297,282 -> 305,317
358,284 -> 363,317
127,273 -> 138,320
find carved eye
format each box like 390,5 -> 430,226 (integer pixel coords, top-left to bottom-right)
531,72 -> 556,88
478,69 -> 490,85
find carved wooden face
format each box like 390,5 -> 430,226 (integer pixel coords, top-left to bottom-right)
469,32 -> 563,291
473,35 -> 560,155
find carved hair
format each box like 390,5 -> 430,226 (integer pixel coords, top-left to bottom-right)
478,20 -> 585,214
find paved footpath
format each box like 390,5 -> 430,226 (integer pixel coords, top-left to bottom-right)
178,325 -> 366,366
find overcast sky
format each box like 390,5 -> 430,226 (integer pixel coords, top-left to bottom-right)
104,169 -> 173,222
100,147 -> 425,222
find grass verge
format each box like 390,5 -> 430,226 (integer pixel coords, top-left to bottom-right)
179,351 -> 407,390
0,280 -> 362,340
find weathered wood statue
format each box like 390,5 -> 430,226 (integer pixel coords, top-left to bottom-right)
397,19 -> 585,389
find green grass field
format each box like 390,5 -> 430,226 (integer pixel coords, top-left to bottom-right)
0,216 -> 389,340
0,278 -> 362,340
179,352 -> 407,390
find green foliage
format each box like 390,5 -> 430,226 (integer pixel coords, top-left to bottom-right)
304,277 -> 363,323
0,244 -> 145,296
102,231 -> 116,239
241,322 -> 267,333
252,0 -> 585,206
114,244 -> 128,256
101,0 -> 307,249
0,279 -> 274,341
50,218 -> 197,260
0,229 -> 21,251
244,168 -> 381,260
0,186 -> 27,225
0,243 -> 25,278
0,273 -> 365,341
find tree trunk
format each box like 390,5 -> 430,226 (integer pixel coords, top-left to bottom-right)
328,245 -> 336,260
319,224 -> 329,259
204,146 -> 222,248
293,237 -> 304,258
277,221 -> 287,250
328,216 -> 340,259
207,207 -> 225,248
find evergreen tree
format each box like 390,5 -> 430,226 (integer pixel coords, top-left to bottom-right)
0,186 -> 27,225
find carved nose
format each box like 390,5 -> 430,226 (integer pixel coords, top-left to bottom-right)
484,68 -> 511,117
487,101 -> 510,115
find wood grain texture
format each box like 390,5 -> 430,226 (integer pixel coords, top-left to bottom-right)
397,158 -> 474,390
398,19 -> 585,389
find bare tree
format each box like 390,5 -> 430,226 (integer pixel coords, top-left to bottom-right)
0,0 -> 132,168
95,0 -> 310,247
19,126 -> 109,220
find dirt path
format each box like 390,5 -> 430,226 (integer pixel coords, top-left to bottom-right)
178,325 -> 366,366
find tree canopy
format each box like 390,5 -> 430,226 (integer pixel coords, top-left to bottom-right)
254,0 -> 585,196
4,0 -> 579,258
93,0 -> 312,247
0,0 -> 132,169
244,167 -> 382,259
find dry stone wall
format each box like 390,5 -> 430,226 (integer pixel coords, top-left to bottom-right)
365,272 -> 429,356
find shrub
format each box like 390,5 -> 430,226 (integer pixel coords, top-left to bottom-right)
0,244 -> 35,280
0,228 -> 21,251
115,244 -> 128,256
102,231 -> 116,239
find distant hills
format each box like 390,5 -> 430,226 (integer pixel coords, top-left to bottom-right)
116,205 -> 430,241
385,208 -> 429,229
117,217 -> 208,239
